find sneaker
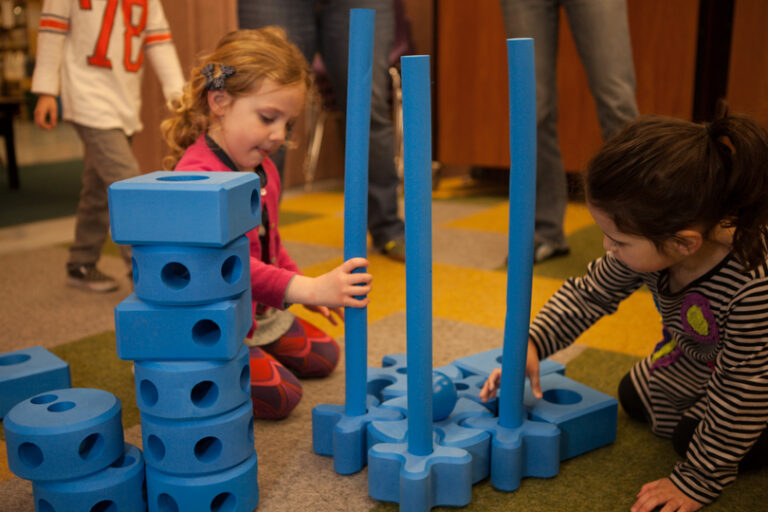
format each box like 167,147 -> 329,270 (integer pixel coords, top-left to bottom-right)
66,264 -> 119,292
380,238 -> 405,262
533,242 -> 570,264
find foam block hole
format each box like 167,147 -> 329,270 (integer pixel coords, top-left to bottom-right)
90,500 -> 117,512
78,433 -> 105,461
194,437 -> 222,463
161,262 -> 191,290
111,454 -> 136,468
132,258 -> 139,284
367,377 -> 395,399
147,435 -> 166,461
48,401 -> 75,412
37,499 -> 54,512
455,382 -> 469,391
240,364 -> 250,393
18,442 -> 43,468
192,320 -> 221,347
250,189 -> 260,217
190,380 -> 218,408
210,492 -> 236,512
248,418 -> 254,443
157,493 -> 179,512
31,394 -> 58,405
0,353 -> 30,365
543,388 -> 582,405
396,368 -> 407,374
221,255 -> 242,284
157,175 -> 209,182
140,379 -> 159,407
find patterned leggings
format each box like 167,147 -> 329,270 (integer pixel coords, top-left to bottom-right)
248,317 -> 339,420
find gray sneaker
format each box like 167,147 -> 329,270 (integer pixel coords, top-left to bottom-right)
66,264 -> 119,293
534,242 -> 570,264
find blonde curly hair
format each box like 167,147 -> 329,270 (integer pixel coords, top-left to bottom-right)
161,27 -> 312,169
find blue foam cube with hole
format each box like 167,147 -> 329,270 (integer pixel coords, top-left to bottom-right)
32,443 -> 146,512
0,346 -> 71,418
146,452 -> 258,512
115,292 -> 251,361
141,402 -> 254,475
524,372 -> 618,460
134,343 -> 250,419
4,388 -> 124,482
108,171 -> 261,247
132,236 -> 250,306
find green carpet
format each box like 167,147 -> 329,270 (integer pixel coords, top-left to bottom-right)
0,159 -> 83,227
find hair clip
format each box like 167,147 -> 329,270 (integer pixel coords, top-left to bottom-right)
202,63 -> 236,91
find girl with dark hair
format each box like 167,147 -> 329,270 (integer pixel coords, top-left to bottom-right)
481,106 -> 768,511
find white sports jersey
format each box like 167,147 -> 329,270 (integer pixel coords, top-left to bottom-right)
31,0 -> 184,135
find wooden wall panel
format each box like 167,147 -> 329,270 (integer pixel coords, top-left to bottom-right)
133,0 -> 238,173
436,0 -> 699,171
727,0 -> 768,128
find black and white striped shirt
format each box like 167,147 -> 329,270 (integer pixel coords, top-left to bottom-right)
529,253 -> 768,504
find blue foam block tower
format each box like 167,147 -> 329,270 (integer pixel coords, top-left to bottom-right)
141,402 -> 254,475
146,452 -> 259,512
134,343 -> 250,419
525,372 -> 618,460
115,292 -> 251,361
108,171 -> 261,247
4,388 -> 124,482
32,443 -> 146,512
0,346 -> 70,418
132,235 -> 250,305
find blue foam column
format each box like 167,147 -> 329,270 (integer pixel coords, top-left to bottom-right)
499,37 -> 537,430
402,54 -> 433,457
343,7 -> 374,419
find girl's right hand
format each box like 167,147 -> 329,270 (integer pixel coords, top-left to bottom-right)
478,339 -> 543,401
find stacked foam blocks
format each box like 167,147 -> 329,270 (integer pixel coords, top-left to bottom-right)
110,171 -> 262,512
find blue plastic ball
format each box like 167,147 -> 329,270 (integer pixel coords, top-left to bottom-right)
432,371 -> 458,421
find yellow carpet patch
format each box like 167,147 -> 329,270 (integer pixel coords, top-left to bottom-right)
280,192 -> 344,216
444,201 -> 594,236
0,441 -> 12,482
279,216 -> 346,248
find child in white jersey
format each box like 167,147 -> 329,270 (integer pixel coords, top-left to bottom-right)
481,105 -> 768,511
32,0 -> 184,292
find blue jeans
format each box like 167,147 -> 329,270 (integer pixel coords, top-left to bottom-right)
238,0 -> 404,249
500,0 -> 638,248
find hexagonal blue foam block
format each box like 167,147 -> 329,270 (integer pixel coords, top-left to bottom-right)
524,372 -> 618,460
109,170 -> 261,247
132,235 -> 250,305
450,347 -> 565,379
141,402 -> 254,475
32,443 -> 145,512
4,388 -> 124,482
0,346 -> 70,418
366,353 -> 462,403
134,343 -> 250,419
146,452 -> 258,512
115,292 -> 251,361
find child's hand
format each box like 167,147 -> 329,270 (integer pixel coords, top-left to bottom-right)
631,477 -> 702,512
286,257 -> 372,309
479,368 -> 501,402
478,340 -> 542,402
303,304 -> 344,326
34,94 -> 58,130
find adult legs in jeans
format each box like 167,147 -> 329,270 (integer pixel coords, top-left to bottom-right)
501,0 -> 638,255
238,0 -> 405,250
69,124 -> 137,272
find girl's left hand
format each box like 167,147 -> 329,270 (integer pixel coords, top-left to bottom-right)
631,478 -> 703,512
303,304 -> 344,326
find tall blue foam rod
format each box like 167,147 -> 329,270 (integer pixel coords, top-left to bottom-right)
499,37 -> 537,430
343,7 -> 373,418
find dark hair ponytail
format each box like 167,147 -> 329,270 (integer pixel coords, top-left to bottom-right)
586,103 -> 768,270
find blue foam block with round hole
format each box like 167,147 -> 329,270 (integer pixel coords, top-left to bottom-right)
108,171 -> 261,247
32,443 -> 146,512
524,372 -> 618,460
3,388 -> 124,482
115,292 -> 251,361
141,402 -> 254,475
132,235 -> 250,305
134,343 -> 250,419
146,452 -> 258,512
0,346 -> 71,419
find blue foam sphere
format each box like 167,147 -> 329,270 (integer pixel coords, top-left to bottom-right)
432,371 -> 458,421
